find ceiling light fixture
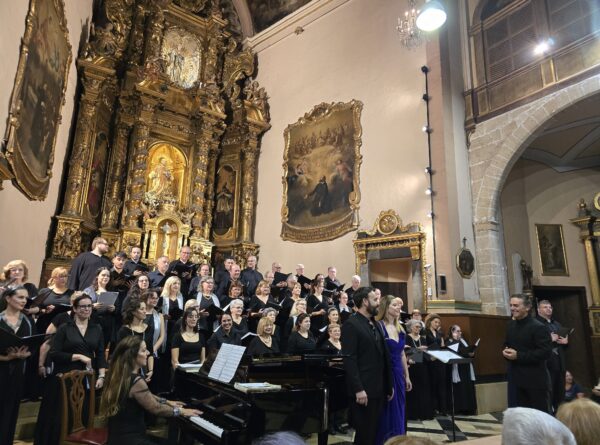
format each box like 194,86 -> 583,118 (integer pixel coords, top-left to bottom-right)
416,0 -> 447,32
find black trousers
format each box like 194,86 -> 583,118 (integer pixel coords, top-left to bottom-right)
349,397 -> 384,445
515,386 -> 551,414
547,355 -> 565,413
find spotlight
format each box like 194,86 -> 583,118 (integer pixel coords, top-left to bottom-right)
533,38 -> 554,55
421,65 -> 430,73
416,0 -> 447,32
425,166 -> 432,174
425,187 -> 433,195
422,93 -> 430,102
427,211 -> 434,218
422,125 -> 431,133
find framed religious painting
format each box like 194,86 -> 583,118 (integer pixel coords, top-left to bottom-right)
281,100 -> 363,242
3,0 -> 71,200
535,223 -> 569,276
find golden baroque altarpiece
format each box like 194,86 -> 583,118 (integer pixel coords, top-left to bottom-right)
44,0 -> 270,278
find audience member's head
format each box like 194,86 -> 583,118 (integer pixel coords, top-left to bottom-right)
501,407 -> 575,445
251,431 -> 305,445
384,437 -> 438,445
556,398 -> 600,445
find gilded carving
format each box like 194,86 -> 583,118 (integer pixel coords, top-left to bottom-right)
161,27 -> 202,89
3,0 -> 72,200
281,100 -> 363,243
243,80 -> 270,121
174,0 -> 209,13
353,210 -> 427,300
53,219 -> 82,259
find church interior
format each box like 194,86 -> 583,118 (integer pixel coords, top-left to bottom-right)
1,0 -> 600,443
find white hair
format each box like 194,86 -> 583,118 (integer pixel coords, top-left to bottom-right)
502,407 -> 576,445
252,432 -> 305,445
352,275 -> 361,282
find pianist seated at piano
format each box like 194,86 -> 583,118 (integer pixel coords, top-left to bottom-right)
229,298 -> 249,334
261,308 -> 280,342
207,313 -> 241,353
101,336 -> 201,445
286,313 -> 317,354
246,317 -> 280,356
171,307 -> 206,369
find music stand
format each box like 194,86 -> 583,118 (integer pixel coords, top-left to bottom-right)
425,349 -> 473,442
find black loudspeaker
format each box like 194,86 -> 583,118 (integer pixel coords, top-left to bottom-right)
438,274 -> 447,293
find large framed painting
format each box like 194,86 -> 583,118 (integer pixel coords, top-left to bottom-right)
535,223 -> 569,276
281,100 -> 363,243
3,0 -> 71,200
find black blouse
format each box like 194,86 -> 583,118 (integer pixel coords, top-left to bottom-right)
116,326 -> 154,354
171,332 -> 205,364
306,294 -> 328,334
50,321 -> 108,373
207,328 -> 241,352
287,331 -> 317,354
232,317 -> 249,335
319,340 -> 342,355
246,336 -> 280,356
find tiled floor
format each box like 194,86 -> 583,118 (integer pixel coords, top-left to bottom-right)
15,413 -> 503,444
306,412 -> 503,444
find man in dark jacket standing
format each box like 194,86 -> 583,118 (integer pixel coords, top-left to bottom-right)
342,286 -> 393,445
503,294 -> 552,413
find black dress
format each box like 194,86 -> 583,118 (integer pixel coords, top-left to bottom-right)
425,329 -> 447,413
446,339 -> 477,414
246,336 -> 280,356
306,294 -> 328,335
319,340 -> 343,355
116,326 -> 154,355
171,332 -> 205,364
248,295 -> 275,333
287,331 -> 317,354
107,375 -> 171,445
231,317 -> 249,336
0,312 -> 34,444
405,334 -> 434,420
35,288 -> 74,335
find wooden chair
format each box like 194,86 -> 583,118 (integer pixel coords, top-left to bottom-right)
58,370 -> 107,445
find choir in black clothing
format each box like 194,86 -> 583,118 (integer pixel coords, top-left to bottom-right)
2,244 -> 488,445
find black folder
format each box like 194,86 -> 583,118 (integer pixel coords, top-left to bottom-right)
241,332 -> 257,347
266,301 -> 283,311
0,330 -> 53,354
297,275 -> 312,287
273,272 -> 289,286
171,263 -> 198,278
206,304 -> 224,317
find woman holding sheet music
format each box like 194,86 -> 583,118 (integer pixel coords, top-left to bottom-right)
0,287 -> 34,443
425,313 -> 447,416
33,267 -> 74,338
307,281 -> 328,335
405,319 -> 433,421
171,307 -> 206,368
446,325 -> 477,414
248,280 -> 276,333
83,267 -> 116,347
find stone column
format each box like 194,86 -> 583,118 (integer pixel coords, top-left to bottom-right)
473,218 -> 510,315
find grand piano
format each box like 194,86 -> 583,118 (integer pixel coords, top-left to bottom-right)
172,354 -> 347,445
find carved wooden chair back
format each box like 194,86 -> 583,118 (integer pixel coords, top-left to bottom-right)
58,370 -> 97,442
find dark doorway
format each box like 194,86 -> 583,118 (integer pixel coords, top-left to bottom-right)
533,285 -> 595,387
372,282 -> 408,306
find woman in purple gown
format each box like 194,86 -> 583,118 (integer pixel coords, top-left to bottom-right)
375,295 -> 412,444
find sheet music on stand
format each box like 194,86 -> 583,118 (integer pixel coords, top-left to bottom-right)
425,349 -> 464,363
208,343 -> 246,383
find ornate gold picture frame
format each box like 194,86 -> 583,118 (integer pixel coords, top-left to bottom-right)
535,223 -> 569,276
281,100 -> 363,242
3,0 -> 72,200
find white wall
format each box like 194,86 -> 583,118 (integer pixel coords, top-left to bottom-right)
0,1 -> 94,284
250,0 -> 432,286
501,159 -> 599,304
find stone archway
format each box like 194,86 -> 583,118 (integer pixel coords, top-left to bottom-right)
469,74 -> 600,315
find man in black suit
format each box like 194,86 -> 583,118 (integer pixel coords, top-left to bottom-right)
536,299 -> 568,412
503,294 -> 552,413
123,246 -> 148,276
341,286 -> 393,445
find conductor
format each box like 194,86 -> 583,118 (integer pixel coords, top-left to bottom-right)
341,287 -> 393,445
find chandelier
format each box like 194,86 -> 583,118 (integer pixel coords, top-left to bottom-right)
397,0 -> 423,49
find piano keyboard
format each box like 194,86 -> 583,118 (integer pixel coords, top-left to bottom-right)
189,415 -> 224,438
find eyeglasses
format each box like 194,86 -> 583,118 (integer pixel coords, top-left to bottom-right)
77,304 -> 93,309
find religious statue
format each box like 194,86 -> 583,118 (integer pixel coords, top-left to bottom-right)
160,220 -> 177,257
214,182 -> 234,230
148,157 -> 175,199
520,259 -> 533,291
